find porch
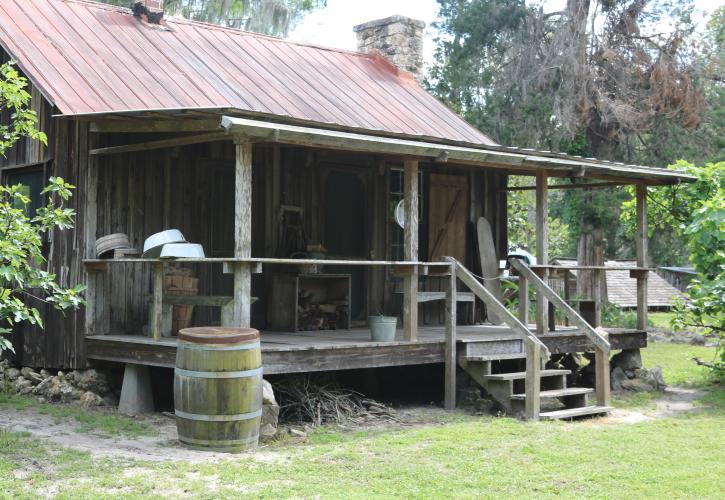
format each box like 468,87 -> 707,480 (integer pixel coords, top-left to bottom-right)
76,114 -> 665,420
85,326 -> 646,375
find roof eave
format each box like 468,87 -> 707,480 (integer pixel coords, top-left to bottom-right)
220,116 -> 696,185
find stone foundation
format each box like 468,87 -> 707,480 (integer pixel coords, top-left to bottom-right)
1,359 -> 118,407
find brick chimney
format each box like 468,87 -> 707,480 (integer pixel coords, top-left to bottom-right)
143,0 -> 164,13
353,15 -> 425,81
133,1 -> 164,24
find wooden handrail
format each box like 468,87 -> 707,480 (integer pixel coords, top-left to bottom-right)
510,257 -> 611,407
445,258 -> 549,359
531,264 -> 653,272
445,257 -> 548,420
82,257 -> 451,265
509,258 -> 611,353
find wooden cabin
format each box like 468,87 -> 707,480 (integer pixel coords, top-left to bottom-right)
0,1 -> 694,420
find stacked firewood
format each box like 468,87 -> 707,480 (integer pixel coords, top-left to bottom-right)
297,289 -> 348,331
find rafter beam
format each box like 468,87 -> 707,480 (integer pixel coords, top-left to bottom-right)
88,132 -> 229,156
90,119 -> 221,133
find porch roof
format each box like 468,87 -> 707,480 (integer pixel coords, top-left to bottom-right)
221,117 -> 695,185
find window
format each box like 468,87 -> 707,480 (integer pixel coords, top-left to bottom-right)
388,168 -> 424,261
4,166 -> 45,216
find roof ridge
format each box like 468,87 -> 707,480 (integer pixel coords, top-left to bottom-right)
70,0 -> 368,58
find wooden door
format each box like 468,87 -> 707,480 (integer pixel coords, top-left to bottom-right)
322,169 -> 368,321
428,174 -> 468,261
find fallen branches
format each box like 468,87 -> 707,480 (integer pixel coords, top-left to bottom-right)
275,375 -> 398,426
692,357 -> 717,369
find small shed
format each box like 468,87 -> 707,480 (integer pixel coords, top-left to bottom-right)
658,267 -> 696,292
554,259 -> 686,310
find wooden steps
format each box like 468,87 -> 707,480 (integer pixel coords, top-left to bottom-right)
459,348 -> 611,421
540,406 -> 613,420
483,369 -> 570,381
510,387 -> 593,400
464,353 -> 526,362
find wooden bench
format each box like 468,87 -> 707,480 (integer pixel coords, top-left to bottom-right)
148,294 -> 258,337
396,291 -> 476,324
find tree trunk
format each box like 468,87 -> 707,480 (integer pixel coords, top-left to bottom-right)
577,190 -> 606,327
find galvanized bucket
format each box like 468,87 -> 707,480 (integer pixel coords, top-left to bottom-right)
369,315 -> 397,342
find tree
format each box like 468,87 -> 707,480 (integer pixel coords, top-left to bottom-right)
671,164 -> 723,374
428,0 -> 715,268
507,176 -> 573,258
0,64 -> 46,158
0,62 -> 84,353
101,0 -> 325,36
621,161 -> 724,374
429,0 -> 706,162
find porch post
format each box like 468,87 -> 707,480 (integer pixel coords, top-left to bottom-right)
403,159 -> 419,341
535,171 -> 549,335
233,138 -> 253,328
636,184 -> 648,330
84,152 -> 98,336
444,261 -> 457,410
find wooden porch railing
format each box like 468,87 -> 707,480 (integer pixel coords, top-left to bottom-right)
509,258 -> 612,408
444,257 -> 550,420
83,257 -> 452,341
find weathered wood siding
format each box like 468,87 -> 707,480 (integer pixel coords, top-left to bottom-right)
92,139 -> 270,336
2,46 -> 509,367
4,114 -> 88,368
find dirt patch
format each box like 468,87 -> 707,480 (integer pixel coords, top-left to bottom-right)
0,400 -> 474,463
1,388 -> 706,461
606,387 -> 705,424
0,408 -> 280,463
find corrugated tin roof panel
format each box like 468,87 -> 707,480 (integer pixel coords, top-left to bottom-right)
0,0 -> 494,145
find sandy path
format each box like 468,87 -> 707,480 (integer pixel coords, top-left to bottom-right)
606,387 -> 705,424
0,408 -> 281,462
0,387 -> 706,461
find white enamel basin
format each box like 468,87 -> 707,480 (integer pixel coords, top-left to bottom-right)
142,229 -> 186,258
159,243 -> 205,259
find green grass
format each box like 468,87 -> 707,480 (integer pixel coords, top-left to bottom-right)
0,391 -> 156,438
649,312 -> 677,329
648,311 -> 718,331
612,341 -> 718,408
611,390 -> 660,409
0,343 -> 723,498
1,397 -> 724,498
641,342 -> 718,387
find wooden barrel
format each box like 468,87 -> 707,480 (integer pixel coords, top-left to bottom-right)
174,327 -> 262,452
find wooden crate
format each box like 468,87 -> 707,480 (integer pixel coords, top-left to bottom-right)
269,273 -> 351,332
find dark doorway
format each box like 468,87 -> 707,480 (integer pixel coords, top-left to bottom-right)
323,170 -> 367,321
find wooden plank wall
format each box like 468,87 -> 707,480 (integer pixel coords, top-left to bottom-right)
94,139 -> 253,335
0,71 -> 509,367
8,117 -> 87,368
388,165 -> 508,325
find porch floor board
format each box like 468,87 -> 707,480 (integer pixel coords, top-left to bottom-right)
85,326 -> 646,375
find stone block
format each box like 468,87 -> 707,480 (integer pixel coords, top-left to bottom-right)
118,364 -> 154,416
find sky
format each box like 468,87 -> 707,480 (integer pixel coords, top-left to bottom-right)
289,0 -> 724,68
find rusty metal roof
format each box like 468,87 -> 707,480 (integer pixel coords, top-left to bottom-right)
0,0 -> 494,144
